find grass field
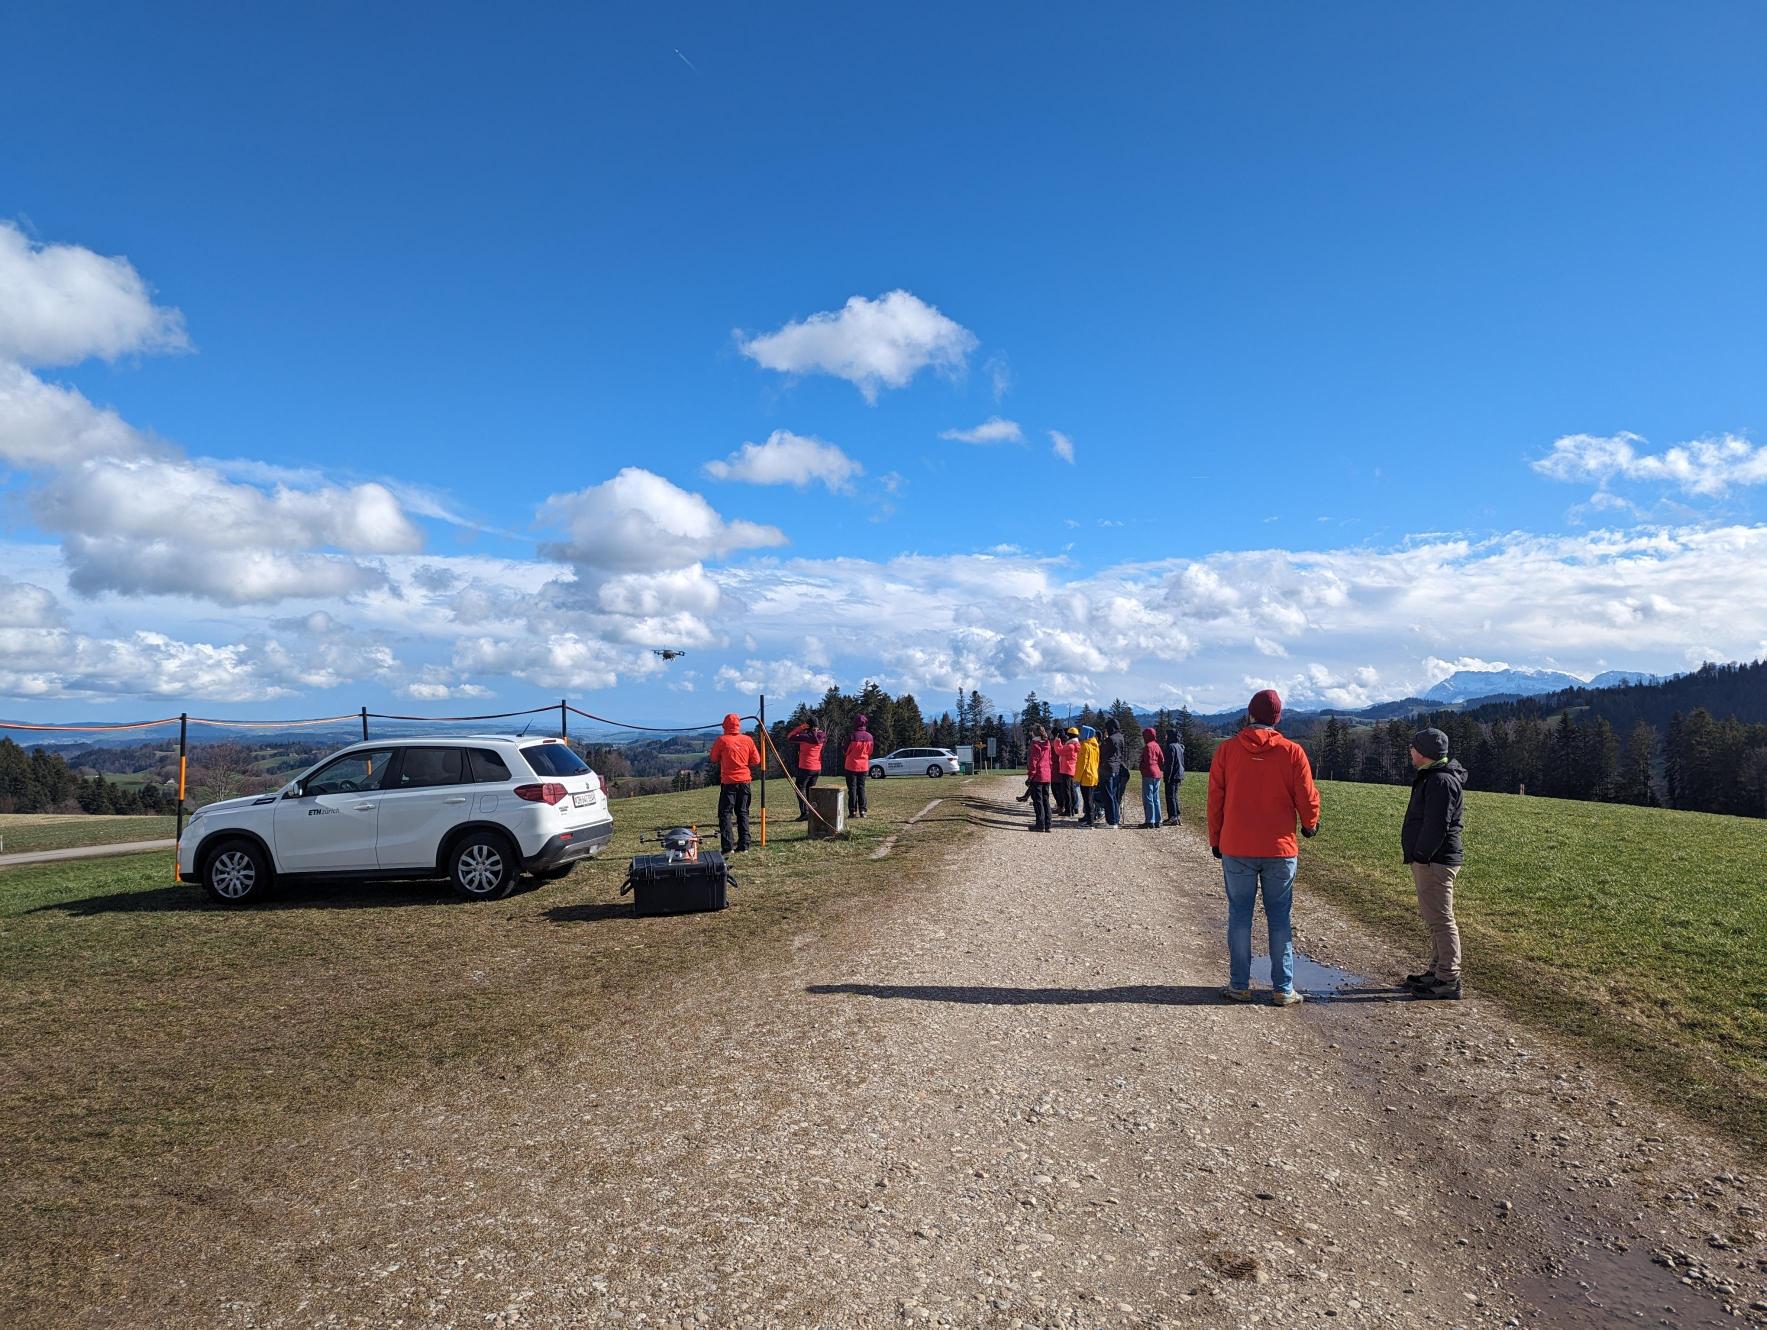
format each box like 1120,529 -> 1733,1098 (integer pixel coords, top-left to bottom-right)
0,813 -> 177,855
0,776 -> 968,1294
1180,773 -> 1767,1148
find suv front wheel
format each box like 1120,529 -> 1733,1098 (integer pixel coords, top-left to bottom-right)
449,831 -> 518,901
202,837 -> 271,906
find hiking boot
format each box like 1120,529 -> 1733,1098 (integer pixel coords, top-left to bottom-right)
1271,989 -> 1305,1007
1220,987 -> 1254,1003
1412,976 -> 1463,1001
1403,970 -> 1435,988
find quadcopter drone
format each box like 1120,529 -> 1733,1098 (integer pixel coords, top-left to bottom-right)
653,649 -> 687,661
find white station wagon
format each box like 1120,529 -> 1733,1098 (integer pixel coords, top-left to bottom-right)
867,747 -> 963,779
177,735 -> 613,905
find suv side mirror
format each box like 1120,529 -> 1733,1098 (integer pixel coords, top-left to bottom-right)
283,782 -> 304,799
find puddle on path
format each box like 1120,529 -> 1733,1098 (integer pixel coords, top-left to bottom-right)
1249,950 -> 1381,997
1516,1242 -> 1744,1329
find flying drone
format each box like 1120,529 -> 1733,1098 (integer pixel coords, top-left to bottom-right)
653,649 -> 687,662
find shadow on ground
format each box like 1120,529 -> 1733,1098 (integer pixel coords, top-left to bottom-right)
807,981 -> 1227,1006
33,873 -> 564,916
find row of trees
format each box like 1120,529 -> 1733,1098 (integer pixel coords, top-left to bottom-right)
0,739 -> 175,815
1301,707 -> 1767,818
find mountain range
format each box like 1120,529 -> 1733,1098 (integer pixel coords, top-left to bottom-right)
1422,667 -> 1661,704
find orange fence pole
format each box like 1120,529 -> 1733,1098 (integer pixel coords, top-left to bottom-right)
173,712 -> 188,882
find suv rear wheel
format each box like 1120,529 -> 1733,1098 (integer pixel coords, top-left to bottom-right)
926,763 -> 945,778
202,838 -> 271,906
449,831 -> 518,901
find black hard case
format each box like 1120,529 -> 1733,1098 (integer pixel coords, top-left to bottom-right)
623,851 -> 730,916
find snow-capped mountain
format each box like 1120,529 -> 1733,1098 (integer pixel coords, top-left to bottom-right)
1423,667 -> 1662,703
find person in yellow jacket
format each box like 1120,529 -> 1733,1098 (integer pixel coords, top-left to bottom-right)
1075,724 -> 1102,829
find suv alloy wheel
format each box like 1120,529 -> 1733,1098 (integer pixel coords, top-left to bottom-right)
449,830 -> 518,901
203,838 -> 271,906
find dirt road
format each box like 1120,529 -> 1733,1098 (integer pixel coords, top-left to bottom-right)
0,838 -> 174,869
64,779 -> 1767,1328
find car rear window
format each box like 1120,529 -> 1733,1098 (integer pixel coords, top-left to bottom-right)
523,743 -> 591,778
467,748 -> 512,784
396,747 -> 466,788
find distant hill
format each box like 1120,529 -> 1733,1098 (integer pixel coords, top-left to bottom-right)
1423,666 -> 1665,704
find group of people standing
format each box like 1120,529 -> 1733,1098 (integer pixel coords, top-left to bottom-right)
1022,719 -> 1186,832
705,712 -> 879,855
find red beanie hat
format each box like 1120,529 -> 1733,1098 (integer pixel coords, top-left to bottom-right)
1248,689 -> 1283,726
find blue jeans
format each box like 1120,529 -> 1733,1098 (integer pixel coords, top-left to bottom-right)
1222,856 -> 1297,993
1141,775 -> 1161,826
1099,770 -> 1121,825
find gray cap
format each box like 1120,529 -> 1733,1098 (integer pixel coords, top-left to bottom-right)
1411,728 -> 1449,762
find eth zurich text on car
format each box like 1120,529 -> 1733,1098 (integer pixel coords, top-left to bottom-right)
177,736 -> 614,906
866,747 -> 962,779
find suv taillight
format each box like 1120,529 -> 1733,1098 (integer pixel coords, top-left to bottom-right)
514,782 -> 568,805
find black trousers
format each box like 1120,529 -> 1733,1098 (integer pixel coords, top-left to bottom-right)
794,771 -> 818,818
718,782 -> 752,852
1079,784 -> 1096,824
1029,780 -> 1052,830
844,770 -> 868,816
1164,773 -> 1183,822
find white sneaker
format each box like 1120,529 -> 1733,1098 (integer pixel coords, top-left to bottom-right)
1220,987 -> 1254,1003
1271,990 -> 1304,1007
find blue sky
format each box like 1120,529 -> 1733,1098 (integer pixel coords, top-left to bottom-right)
2,2 -> 1764,722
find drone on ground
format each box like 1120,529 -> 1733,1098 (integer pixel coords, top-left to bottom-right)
653,649 -> 687,661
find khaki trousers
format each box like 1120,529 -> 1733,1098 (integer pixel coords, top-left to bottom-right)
1410,862 -> 1462,979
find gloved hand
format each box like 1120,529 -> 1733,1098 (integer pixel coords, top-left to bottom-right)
1301,823 -> 1319,839
1211,845 -> 1223,860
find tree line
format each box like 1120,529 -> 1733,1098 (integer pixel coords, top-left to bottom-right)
0,739 -> 174,815
1301,705 -> 1767,819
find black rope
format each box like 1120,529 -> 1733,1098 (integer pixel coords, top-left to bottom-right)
565,705 -> 722,734
365,706 -> 561,723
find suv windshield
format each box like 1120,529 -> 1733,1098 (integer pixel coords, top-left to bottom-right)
523,744 -> 591,778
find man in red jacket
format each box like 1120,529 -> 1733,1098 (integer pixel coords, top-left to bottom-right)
1207,688 -> 1321,1006
708,713 -> 762,853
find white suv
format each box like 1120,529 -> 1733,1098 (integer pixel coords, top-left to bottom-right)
868,747 -> 962,779
177,735 -> 614,906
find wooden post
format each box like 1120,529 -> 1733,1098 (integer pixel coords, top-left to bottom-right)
360,706 -> 369,742
560,699 -> 569,740
758,692 -> 767,848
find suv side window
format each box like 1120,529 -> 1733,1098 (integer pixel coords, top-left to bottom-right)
467,748 -> 512,784
304,749 -> 396,797
395,747 -> 467,789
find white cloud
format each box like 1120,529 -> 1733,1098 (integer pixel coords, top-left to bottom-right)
61,539 -> 390,605
539,467 -> 785,572
941,416 -> 1023,445
704,430 -> 862,493
984,353 -> 1011,402
0,362 -> 148,467
1049,429 -> 1075,463
0,221 -> 188,366
0,575 -> 63,629
453,633 -> 645,692
714,658 -> 837,697
1533,432 -> 1767,498
737,290 -> 977,403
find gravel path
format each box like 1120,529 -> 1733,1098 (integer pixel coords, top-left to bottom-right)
0,838 -> 173,868
90,778 -> 1766,1329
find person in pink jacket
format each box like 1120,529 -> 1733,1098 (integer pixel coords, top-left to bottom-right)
1026,724 -> 1054,833
1052,726 -> 1080,817
842,713 -> 874,819
1139,725 -> 1166,829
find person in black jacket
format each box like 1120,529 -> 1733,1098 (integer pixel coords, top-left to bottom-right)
1161,726 -> 1185,827
1400,727 -> 1466,1000
1099,718 -> 1128,829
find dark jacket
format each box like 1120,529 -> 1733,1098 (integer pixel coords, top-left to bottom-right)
1162,735 -> 1185,787
1402,759 -> 1467,866
1101,720 -> 1127,776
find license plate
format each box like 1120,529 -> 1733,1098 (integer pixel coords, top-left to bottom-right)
573,792 -> 594,808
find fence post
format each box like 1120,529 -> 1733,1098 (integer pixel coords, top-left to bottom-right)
758,692 -> 767,848
361,706 -> 369,742
174,712 -> 188,882
561,698 -> 568,740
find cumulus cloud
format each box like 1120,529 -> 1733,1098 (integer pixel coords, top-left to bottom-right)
1049,429 -> 1075,463
1533,432 -> 1767,498
539,467 -> 785,572
714,657 -> 837,697
61,539 -> 391,605
0,361 -> 148,466
737,290 -> 977,403
0,221 -> 189,366
940,416 -> 1023,445
704,430 -> 863,493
